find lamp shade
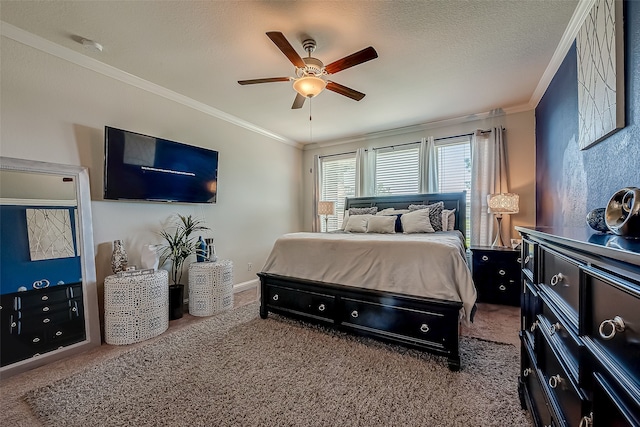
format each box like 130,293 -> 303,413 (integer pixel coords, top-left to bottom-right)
487,193 -> 519,214
318,200 -> 336,216
293,76 -> 327,98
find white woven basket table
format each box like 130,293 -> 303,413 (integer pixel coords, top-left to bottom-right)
188,260 -> 234,316
104,269 -> 169,345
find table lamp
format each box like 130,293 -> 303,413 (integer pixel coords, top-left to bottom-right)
487,193 -> 519,247
318,201 -> 336,232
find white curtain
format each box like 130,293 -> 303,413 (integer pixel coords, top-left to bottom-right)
418,136 -> 439,193
312,154 -> 321,232
470,128 -> 510,246
355,148 -> 376,197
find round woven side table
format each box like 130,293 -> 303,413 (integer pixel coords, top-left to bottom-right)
104,269 -> 169,345
188,260 -> 234,316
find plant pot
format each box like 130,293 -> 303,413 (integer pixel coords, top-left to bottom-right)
169,284 -> 184,320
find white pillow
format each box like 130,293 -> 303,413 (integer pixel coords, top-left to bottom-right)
401,209 -> 435,233
366,215 -> 396,234
344,214 -> 373,233
340,211 -> 350,229
442,209 -> 456,231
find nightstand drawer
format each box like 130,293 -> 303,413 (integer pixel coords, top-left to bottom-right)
471,247 -> 520,306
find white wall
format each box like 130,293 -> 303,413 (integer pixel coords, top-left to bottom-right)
1,38 -> 303,293
302,110 -> 536,239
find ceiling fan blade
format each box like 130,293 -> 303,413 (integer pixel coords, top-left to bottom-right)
292,93 -> 306,109
238,77 -> 291,85
266,31 -> 306,68
324,46 -> 378,74
326,81 -> 366,101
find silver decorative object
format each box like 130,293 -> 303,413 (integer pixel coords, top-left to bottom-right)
111,239 -> 128,273
605,187 -> 640,237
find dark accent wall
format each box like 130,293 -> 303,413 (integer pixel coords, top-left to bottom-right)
535,0 -> 640,227
0,206 -> 81,294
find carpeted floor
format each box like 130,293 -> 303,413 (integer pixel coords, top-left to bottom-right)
1,289 -> 528,426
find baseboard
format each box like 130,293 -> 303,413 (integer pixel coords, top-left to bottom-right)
234,278 -> 259,293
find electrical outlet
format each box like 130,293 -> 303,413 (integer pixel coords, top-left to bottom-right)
247,262 -> 253,271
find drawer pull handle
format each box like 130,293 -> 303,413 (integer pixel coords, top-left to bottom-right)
522,368 -> 532,377
549,322 -> 561,336
550,273 -> 565,286
579,413 -> 593,427
548,374 -> 562,389
318,304 -> 326,312
498,285 -> 506,291
598,316 -> 625,340
41,295 -> 49,301
498,269 -> 506,276
72,307 -> 77,312
530,321 -> 538,332
272,294 -> 279,301
351,310 -> 359,318
42,318 -> 50,323
32,337 -> 40,343
42,306 -> 50,312
517,257 -> 522,264
55,331 -> 63,336
524,255 -> 530,264
420,324 -> 429,333
481,255 -> 489,261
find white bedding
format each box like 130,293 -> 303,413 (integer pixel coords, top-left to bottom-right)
261,231 -> 477,323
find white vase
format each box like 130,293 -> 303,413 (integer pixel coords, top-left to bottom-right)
140,244 -> 159,270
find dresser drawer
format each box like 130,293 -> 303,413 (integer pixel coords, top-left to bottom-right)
13,285 -> 74,309
265,284 -> 335,322
592,371 -> 640,427
539,330 -> 585,426
539,294 -> 580,376
522,239 -> 537,282
584,270 -> 640,390
522,280 -> 540,350
341,298 -> 455,349
541,247 -> 581,319
521,341 -> 554,427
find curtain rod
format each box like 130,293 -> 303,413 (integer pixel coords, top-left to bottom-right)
318,128 -> 504,159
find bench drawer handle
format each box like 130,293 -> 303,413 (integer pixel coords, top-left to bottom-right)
272,294 -> 279,301
549,322 -> 561,336
351,310 -> 359,318
420,324 -> 429,333
523,368 -> 532,377
598,316 -> 625,340
318,304 -> 326,312
481,255 -> 489,261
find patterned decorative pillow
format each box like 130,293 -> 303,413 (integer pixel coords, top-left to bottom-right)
401,209 -> 435,233
349,207 -> 378,215
366,215 -> 396,234
408,202 -> 444,231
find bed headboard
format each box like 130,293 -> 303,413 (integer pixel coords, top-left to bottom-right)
344,192 -> 467,240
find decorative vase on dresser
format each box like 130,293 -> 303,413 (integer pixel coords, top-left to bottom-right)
516,226 -> 640,426
111,239 -> 128,273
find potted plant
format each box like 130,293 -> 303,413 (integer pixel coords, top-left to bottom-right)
157,214 -> 210,319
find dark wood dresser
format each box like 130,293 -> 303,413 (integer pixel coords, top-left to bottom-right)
516,227 -> 640,426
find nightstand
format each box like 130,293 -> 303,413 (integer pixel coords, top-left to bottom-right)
470,246 -> 521,306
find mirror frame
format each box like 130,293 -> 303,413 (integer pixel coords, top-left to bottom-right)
0,157 -> 101,379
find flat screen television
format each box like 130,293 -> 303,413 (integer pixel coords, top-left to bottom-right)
104,126 -> 218,203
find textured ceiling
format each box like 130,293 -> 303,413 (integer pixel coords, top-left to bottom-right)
0,1 -> 579,145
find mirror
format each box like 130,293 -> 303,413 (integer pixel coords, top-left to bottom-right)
0,157 -> 100,379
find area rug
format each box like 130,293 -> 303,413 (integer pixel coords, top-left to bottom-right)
24,303 -> 530,426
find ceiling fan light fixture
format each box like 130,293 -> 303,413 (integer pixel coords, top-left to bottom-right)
293,76 -> 327,98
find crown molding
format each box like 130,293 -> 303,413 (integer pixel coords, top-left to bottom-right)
529,0 -> 595,108
1,22 -> 300,149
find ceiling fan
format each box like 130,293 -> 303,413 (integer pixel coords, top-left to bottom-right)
238,32 -> 378,109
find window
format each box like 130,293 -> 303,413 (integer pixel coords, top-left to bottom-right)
374,144 -> 419,195
436,136 -> 471,239
320,154 -> 356,231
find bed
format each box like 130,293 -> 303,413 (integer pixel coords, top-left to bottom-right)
258,192 -> 475,370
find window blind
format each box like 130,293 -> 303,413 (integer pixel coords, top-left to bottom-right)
320,154 -> 356,231
374,145 -> 419,195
